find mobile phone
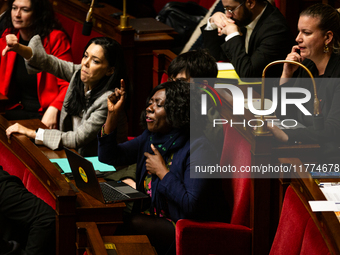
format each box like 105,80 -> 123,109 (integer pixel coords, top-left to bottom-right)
52,162 -> 64,174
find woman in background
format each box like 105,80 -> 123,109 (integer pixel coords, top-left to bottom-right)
0,0 -> 72,128
5,34 -> 129,156
269,3 -> 340,164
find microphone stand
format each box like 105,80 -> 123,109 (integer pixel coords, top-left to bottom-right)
254,60 -> 323,135
118,0 -> 132,29
82,0 -> 95,36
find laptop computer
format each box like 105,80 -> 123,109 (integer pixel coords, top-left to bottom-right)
64,147 -> 148,204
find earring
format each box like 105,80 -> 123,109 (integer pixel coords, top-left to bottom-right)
324,44 -> 329,53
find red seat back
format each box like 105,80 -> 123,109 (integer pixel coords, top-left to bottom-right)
55,12 -> 103,64
270,186 -> 331,255
0,142 -> 56,209
220,124 -> 251,227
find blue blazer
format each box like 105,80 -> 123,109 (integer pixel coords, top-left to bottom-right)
98,130 -> 229,223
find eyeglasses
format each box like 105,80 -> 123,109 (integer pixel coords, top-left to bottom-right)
224,2 -> 244,15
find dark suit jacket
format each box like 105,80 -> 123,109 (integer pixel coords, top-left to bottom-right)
276,54 -> 340,163
201,2 -> 293,79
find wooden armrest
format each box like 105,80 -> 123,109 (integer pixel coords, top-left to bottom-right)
77,222 -> 108,255
152,49 -> 177,88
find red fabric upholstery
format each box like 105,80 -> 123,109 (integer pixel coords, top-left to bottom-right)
269,186 -> 331,255
161,73 -> 168,84
55,12 -> 103,64
176,220 -> 252,255
220,124 -> 251,226
0,142 -> 56,209
71,23 -> 103,64
176,124 -> 252,255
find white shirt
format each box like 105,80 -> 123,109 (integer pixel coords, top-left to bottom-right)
35,89 -> 91,145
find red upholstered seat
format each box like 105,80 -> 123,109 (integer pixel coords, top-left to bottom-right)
55,12 -> 103,64
269,186 -> 331,255
176,124 -> 252,255
161,73 -> 168,84
0,142 -> 56,209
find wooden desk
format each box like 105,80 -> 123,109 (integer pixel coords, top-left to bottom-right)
3,117 -> 126,255
77,222 -> 157,255
278,158 -> 340,255
0,115 -> 77,255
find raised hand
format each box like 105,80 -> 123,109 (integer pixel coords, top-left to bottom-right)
2,34 -> 33,59
219,18 -> 238,36
2,34 -> 19,56
103,79 -> 126,134
107,79 -> 126,114
281,45 -> 305,81
210,12 -> 228,31
144,144 -> 169,180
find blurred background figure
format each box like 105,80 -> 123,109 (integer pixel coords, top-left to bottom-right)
0,0 -> 72,129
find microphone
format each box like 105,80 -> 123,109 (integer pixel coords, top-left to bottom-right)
254,60 -> 323,135
82,0 -> 95,36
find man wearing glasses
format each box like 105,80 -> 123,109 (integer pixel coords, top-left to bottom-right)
201,0 -> 293,79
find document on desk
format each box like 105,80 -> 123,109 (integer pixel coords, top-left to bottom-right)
309,182 -> 340,221
216,62 -> 235,71
50,157 -> 115,173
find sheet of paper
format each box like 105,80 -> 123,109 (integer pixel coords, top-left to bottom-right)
216,62 -> 234,71
308,201 -> 340,212
50,156 -> 115,173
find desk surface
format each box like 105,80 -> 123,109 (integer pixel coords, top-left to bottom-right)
282,161 -> 340,255
8,118 -> 126,222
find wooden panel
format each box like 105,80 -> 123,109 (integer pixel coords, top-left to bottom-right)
0,115 -> 77,255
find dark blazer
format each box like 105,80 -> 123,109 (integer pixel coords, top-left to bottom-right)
276,54 -> 340,163
201,2 -> 293,78
98,129 -> 229,223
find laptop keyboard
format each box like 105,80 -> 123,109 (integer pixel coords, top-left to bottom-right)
100,182 -> 130,202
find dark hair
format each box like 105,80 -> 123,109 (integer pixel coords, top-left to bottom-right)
300,3 -> 340,54
4,0 -> 63,39
168,49 -> 218,80
64,37 -> 129,116
141,80 -> 191,131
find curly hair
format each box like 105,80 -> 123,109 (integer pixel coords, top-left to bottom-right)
140,80 -> 191,131
300,3 -> 340,55
4,0 -> 63,40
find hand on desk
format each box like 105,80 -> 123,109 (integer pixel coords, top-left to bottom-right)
267,124 -> 289,143
6,123 -> 36,140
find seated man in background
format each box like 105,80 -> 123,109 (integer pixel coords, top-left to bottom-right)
0,166 -> 56,255
201,0 -> 293,79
